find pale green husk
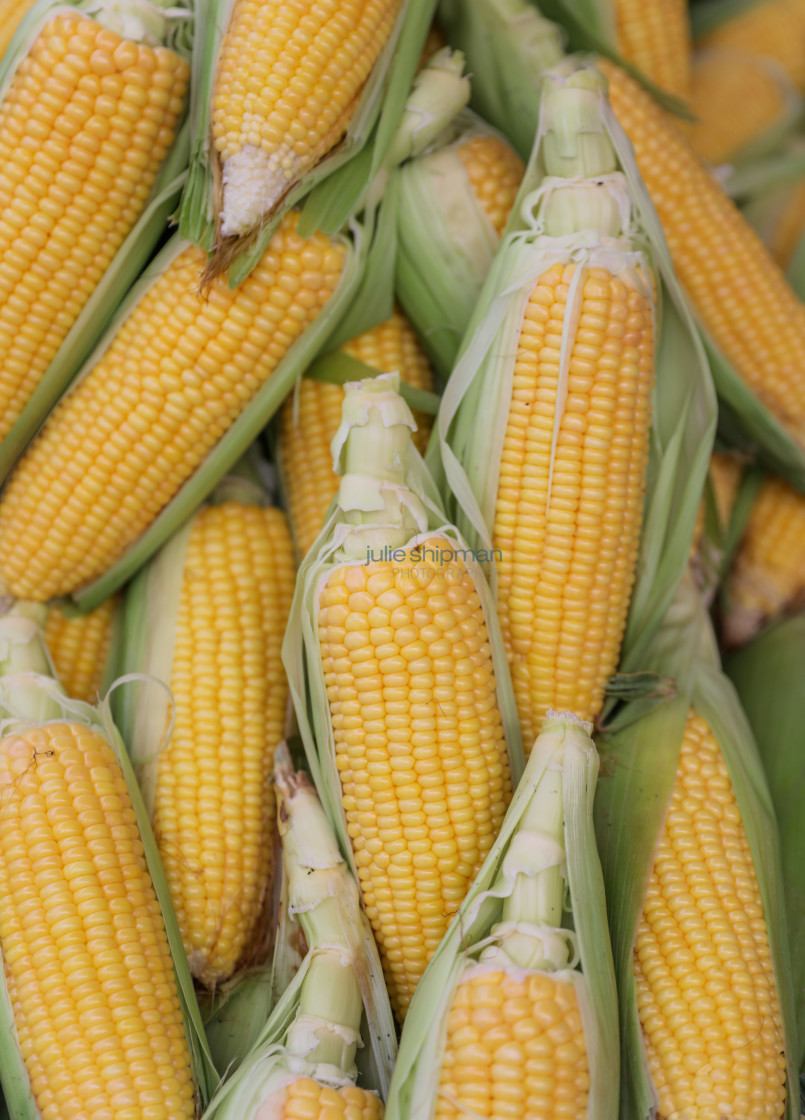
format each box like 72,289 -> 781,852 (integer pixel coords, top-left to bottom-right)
282,372 -> 525,861
385,712 -> 618,1120
201,745 -> 396,1114
726,613 -> 805,1073
0,614 -> 217,1117
429,62 -> 717,689
594,573 -> 799,1118
0,0 -> 194,484
62,213 -> 368,611
178,0 -> 436,285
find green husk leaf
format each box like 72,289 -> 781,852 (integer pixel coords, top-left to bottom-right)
385,713 -> 618,1119
689,0 -> 769,40
0,21 -> 192,484
201,970 -> 277,1079
595,575 -> 799,1119
726,142 -> 805,201
69,218 -> 366,612
179,0 -> 436,282
305,351 -> 440,416
726,613 -> 805,1072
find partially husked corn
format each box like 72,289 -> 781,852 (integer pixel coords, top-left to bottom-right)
0,11 -> 189,446
493,259 -> 655,746
601,60 -> 805,453
212,0 -> 402,236
0,721 -> 195,1119
278,307 -> 435,557
318,539 -> 513,1021
615,0 -> 691,98
455,133 -> 525,237
279,1078 -> 385,1119
153,502 -> 295,987
433,967 -> 589,1120
634,710 -> 787,1120
43,597 -> 118,703
0,210 -> 346,601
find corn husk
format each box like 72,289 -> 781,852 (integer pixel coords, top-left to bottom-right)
429,61 -> 717,699
0,608 -> 217,1117
201,744 -> 396,1114
178,0 -> 437,285
385,711 -> 618,1119
594,572 -> 799,1118
0,0 -> 194,484
726,612 -> 805,1073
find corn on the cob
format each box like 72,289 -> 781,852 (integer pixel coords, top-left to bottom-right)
0,211 -> 346,603
386,713 -> 619,1120
687,49 -> 798,166
277,307 -> 435,557
42,596 -> 118,703
0,8 -> 189,450
601,59 -> 805,462
635,709 -> 787,1118
118,490 -> 295,988
211,0 -> 402,240
723,472 -> 805,645
0,611 -> 210,1118
0,0 -> 36,58
615,0 -> 691,98
285,373 -> 522,1024
201,744 -> 395,1118
697,0 -> 805,91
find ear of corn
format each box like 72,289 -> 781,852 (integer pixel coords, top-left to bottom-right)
693,0 -> 805,92
0,609 -> 218,1114
612,0 -> 691,98
202,743 -> 396,1116
115,469 -> 295,989
42,596 -> 120,703
594,572 -> 798,1119
726,613 -> 805,1073
179,0 -> 436,284
0,207 -> 368,611
686,49 -> 802,167
385,712 -> 619,1120
283,372 -> 523,1023
0,0 -> 193,483
390,110 -> 525,380
432,64 -> 716,741
276,306 -> 436,558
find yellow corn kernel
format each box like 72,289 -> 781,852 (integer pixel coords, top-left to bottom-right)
278,307 -> 435,558
0,210 -> 346,602
434,968 -> 589,1119
153,502 -> 295,987
418,21 -> 446,68
492,259 -> 655,747
282,1077 -> 385,1118
211,0 -> 402,235
318,539 -> 514,1021
43,597 -> 118,703
723,473 -> 805,646
0,12 -> 189,446
615,0 -> 691,99
0,721 -> 196,1120
686,50 -> 790,166
601,59 -> 805,455
456,133 -> 526,238
634,710 -> 787,1120
697,0 -> 805,92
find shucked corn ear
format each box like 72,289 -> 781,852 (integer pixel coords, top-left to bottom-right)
386,713 -> 619,1120
0,0 -> 191,466
727,613 -> 805,1073
115,470 -> 295,989
435,68 -> 660,745
594,574 -> 798,1119
202,743 -> 395,1117
391,111 -> 525,380
0,609 -> 217,1116
283,372 -> 523,1022
43,595 -> 119,703
695,0 -> 805,92
277,306 -> 436,558
0,211 -> 350,605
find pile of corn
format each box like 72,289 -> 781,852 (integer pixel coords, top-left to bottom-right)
0,1 -> 805,1118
